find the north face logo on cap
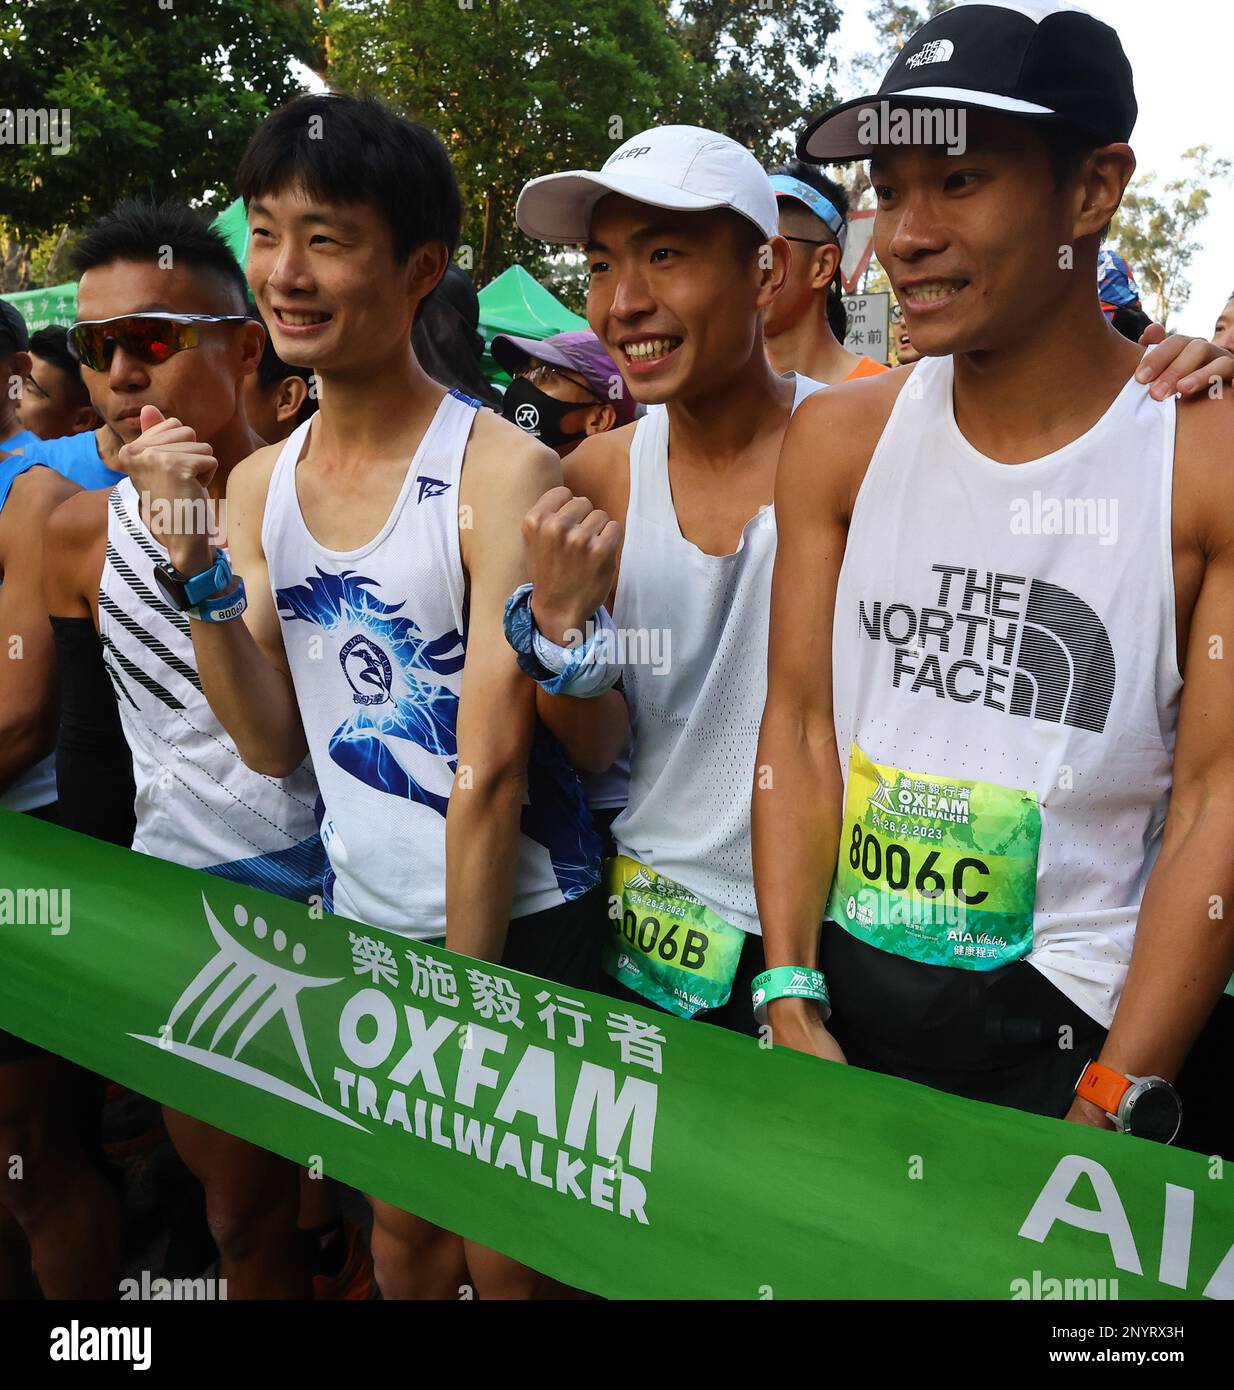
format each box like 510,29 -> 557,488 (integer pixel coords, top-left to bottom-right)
906,38 -> 955,68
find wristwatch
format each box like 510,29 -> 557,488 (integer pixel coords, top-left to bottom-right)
1074,1060 -> 1182,1144
153,550 -> 247,622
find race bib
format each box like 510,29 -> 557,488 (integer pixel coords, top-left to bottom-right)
827,744 -> 1041,971
602,856 -> 746,1019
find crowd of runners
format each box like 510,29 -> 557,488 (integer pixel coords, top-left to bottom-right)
2,0 -> 1233,1300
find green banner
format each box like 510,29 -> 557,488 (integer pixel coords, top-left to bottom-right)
0,811 -> 1230,1300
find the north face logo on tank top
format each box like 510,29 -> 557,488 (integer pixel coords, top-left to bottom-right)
857,563 -> 1116,734
832,354 -> 1181,1030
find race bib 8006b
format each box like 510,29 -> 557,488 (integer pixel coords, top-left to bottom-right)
826,744 -> 1041,971
602,856 -> 746,1019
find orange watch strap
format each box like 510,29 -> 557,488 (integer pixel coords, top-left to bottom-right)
1077,1060 -> 1132,1116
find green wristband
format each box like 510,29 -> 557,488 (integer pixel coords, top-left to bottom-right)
751,966 -> 831,1024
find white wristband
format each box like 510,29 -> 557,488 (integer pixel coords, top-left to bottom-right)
531,606 -> 622,697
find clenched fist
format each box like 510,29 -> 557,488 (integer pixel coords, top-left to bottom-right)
522,486 -> 623,646
119,405 -> 219,573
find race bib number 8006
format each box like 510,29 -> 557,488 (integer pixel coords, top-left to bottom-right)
826,744 -> 1041,971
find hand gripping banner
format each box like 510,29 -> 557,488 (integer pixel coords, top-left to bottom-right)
0,811 -> 1230,1299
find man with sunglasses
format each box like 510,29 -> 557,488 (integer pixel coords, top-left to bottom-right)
495,329 -> 636,454
41,198 -> 325,1299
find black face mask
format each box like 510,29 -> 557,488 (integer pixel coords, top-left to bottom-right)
502,377 -> 592,449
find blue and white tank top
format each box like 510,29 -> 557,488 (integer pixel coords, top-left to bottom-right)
262,389 -> 600,939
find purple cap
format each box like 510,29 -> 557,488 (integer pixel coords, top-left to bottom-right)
491,329 -> 636,427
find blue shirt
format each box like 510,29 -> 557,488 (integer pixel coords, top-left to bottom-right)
31,430 -> 124,491
0,429 -> 49,511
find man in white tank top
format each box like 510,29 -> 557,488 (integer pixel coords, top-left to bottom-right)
755,2 -> 1234,1148
511,125 -> 831,1039
124,95 -> 603,1299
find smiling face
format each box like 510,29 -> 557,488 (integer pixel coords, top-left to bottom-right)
74,259 -> 255,449
246,185 -> 445,377
584,196 -> 784,405
869,112 -> 1105,358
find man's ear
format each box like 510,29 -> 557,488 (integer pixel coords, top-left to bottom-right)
811,242 -> 843,294
755,235 -> 793,308
275,374 -> 310,425
71,404 -> 99,435
1074,143 -> 1136,242
237,317 -> 266,379
407,241 -> 450,306
584,403 -> 617,436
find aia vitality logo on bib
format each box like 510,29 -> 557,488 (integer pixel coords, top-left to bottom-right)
857,563 -> 1116,733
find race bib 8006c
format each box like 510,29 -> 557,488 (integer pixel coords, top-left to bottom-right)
602,856 -> 747,1019
826,744 -> 1041,971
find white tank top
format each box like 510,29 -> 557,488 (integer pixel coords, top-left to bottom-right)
833,354 -> 1180,1027
99,479 -> 323,897
262,390 -> 600,939
612,373 -> 823,935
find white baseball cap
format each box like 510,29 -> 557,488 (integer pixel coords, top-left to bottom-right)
516,125 -> 780,244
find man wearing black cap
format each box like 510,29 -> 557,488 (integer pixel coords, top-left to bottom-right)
754,1 -> 1234,1149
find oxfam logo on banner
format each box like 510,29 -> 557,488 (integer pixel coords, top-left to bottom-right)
129,894 -> 367,1132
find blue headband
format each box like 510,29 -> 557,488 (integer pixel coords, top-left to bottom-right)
769,174 -> 848,251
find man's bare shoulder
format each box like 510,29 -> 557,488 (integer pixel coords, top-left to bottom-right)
44,477 -> 108,548
793,365 -> 914,449
226,440 -> 285,505
1174,391 -> 1234,550
562,420 -> 636,519
783,366 -> 917,517
0,466 -> 81,566
463,405 -> 561,498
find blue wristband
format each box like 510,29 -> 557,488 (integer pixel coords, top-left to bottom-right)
184,550 -> 234,606
188,575 -> 247,623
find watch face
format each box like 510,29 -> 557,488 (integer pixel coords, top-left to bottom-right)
1126,1085 -> 1181,1144
152,563 -> 189,611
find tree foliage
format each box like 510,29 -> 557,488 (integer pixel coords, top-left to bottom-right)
323,0 -> 841,289
1110,146 -> 1231,327
1,0 -> 317,282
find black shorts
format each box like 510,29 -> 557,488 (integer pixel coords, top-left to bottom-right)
502,887 -> 606,992
0,1027 -> 42,1065
599,929 -> 766,1038
821,922 -> 1107,1118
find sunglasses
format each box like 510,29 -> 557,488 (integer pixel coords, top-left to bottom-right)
67,312 -> 248,372
517,362 -> 601,401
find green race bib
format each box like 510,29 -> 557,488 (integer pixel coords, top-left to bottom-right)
827,744 -> 1041,971
602,856 -> 747,1019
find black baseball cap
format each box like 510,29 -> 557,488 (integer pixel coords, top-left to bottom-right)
799,1 -> 1137,163
0,300 -> 30,355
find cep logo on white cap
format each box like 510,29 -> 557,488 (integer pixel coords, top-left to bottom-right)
516,124 -> 779,245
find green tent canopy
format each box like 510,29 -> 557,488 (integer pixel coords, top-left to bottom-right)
477,264 -> 585,345
1,198 -> 249,333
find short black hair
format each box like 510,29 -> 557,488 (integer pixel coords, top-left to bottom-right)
69,198 -> 248,311
29,325 -> 92,405
1035,120 -> 1102,190
768,159 -> 851,341
249,308 -> 318,427
237,92 -> 461,264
